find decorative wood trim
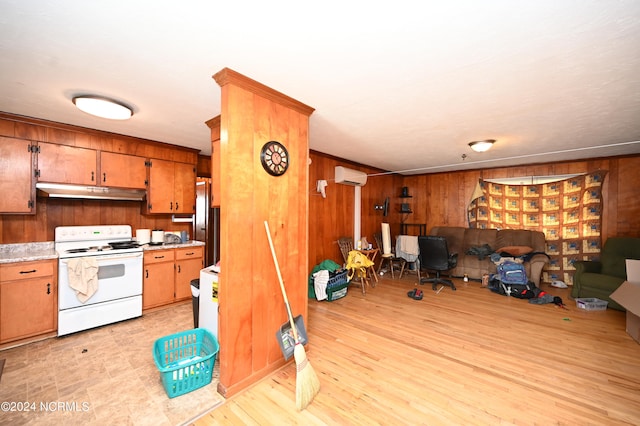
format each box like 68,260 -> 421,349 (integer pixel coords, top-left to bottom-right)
205,115 -> 220,130
213,68 -> 315,117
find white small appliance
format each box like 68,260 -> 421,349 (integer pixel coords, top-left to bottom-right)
199,265 -> 219,338
136,229 -> 151,244
151,230 -> 164,244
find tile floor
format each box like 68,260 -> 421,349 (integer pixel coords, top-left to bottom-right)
0,301 -> 223,425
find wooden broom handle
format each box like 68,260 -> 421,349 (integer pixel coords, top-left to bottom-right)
264,221 -> 300,342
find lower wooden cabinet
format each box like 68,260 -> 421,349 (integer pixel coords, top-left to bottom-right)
175,247 -> 205,301
143,249 -> 175,310
143,246 -> 204,310
0,259 -> 57,343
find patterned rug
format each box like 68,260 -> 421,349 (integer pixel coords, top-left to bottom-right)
468,170 -> 607,285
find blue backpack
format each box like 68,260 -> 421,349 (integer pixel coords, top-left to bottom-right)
497,261 -> 528,285
489,261 -> 534,298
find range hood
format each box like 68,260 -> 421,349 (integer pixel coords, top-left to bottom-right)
36,183 -> 146,201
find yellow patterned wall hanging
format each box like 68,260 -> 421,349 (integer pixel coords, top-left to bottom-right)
467,171 -> 607,285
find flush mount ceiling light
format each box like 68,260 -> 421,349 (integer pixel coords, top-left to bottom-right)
468,139 -> 496,153
72,95 -> 133,120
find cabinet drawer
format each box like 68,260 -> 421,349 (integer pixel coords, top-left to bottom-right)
1,260 -> 55,281
175,246 -> 203,260
144,250 -> 175,264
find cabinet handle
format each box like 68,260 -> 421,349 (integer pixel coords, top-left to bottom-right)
178,265 -> 181,273
185,252 -> 195,256
47,283 -> 51,294
91,171 -> 95,182
170,201 -> 173,211
103,172 -> 106,183
145,269 -> 148,279
175,202 -> 179,211
20,269 -> 37,274
154,255 -> 165,259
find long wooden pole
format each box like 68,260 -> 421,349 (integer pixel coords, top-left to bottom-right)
264,221 -> 299,342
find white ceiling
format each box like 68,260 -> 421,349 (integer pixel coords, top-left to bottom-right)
1,1 -> 640,175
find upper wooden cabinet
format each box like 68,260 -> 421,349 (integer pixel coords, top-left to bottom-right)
37,142 -> 97,185
146,159 -> 196,214
0,136 -> 35,214
38,144 -> 148,190
174,161 -> 196,214
99,151 -> 147,189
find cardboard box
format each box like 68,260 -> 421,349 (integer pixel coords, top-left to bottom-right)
610,282 -> 640,343
610,259 -> 640,344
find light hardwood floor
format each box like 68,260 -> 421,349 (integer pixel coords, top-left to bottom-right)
194,274 -> 640,425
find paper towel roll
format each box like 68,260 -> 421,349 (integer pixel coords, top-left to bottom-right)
136,229 -> 151,244
381,223 -> 391,255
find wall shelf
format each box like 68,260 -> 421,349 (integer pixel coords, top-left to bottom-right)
400,186 -> 413,213
400,223 -> 426,235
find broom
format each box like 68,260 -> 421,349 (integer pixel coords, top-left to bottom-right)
264,221 -> 320,410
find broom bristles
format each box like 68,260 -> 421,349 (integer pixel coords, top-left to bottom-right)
294,342 -> 320,411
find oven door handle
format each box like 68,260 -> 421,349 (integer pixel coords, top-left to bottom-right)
60,253 -> 143,263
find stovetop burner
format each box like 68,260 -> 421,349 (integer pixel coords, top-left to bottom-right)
65,248 -> 89,254
108,241 -> 140,250
90,245 -> 113,251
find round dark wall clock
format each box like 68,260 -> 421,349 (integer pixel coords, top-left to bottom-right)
260,141 -> 289,176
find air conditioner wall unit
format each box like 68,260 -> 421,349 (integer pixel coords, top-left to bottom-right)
335,166 -> 367,186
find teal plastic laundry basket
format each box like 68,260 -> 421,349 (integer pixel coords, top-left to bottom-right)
153,328 -> 219,398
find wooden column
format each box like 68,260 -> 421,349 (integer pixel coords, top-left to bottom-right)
212,68 -> 314,397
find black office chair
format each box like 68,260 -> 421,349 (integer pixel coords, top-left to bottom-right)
418,235 -> 458,291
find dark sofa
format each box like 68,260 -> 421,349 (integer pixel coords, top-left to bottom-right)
571,237 -> 640,311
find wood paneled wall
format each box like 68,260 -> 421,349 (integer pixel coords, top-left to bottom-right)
0,113 -> 199,243
308,153 -> 640,269
213,68 -> 314,398
308,152 -> 403,267
403,157 -> 640,240
0,198 -> 192,244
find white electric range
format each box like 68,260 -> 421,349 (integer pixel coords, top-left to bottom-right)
55,225 -> 143,336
